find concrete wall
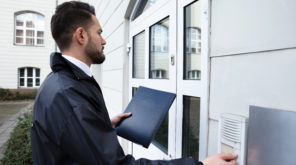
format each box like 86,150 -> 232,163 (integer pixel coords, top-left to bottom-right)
0,0 -> 56,89
208,0 -> 296,155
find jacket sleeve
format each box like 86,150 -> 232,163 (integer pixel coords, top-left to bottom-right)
58,90 -> 202,165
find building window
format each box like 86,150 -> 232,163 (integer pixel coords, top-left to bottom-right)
15,12 -> 45,46
19,67 -> 40,88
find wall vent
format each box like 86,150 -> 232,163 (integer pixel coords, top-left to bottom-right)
218,113 -> 248,165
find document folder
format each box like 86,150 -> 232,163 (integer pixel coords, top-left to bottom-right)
115,86 -> 176,148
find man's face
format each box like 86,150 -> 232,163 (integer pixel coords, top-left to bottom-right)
85,15 -> 106,64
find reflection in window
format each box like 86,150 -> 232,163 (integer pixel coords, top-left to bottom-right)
19,67 -> 40,88
132,0 -> 161,20
184,1 -> 201,80
182,96 -> 200,160
15,12 -> 45,46
152,113 -> 168,154
150,18 -> 169,79
133,31 -> 145,78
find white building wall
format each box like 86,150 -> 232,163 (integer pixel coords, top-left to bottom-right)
0,0 -> 56,89
86,0 -> 131,153
208,0 -> 296,155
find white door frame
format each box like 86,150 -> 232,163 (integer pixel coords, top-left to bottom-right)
128,0 -> 177,160
175,0 -> 210,161
128,0 -> 210,161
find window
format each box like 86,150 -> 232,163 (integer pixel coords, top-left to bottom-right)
15,12 -> 45,46
183,1 -> 201,80
182,96 -> 200,160
132,0 -> 161,20
149,17 -> 169,79
133,31 -> 145,79
19,67 -> 40,88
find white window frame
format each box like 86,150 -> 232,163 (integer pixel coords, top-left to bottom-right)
19,67 -> 40,88
15,12 -> 45,46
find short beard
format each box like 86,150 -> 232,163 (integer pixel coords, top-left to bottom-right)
85,34 -> 105,64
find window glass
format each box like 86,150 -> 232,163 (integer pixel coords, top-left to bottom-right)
133,31 -> 145,79
20,69 -> 24,77
36,69 -> 40,77
133,0 -> 161,20
15,12 -> 44,46
182,96 -> 200,160
16,38 -> 23,43
27,78 -> 33,87
26,30 -> 34,37
35,78 -> 40,86
27,68 -> 33,77
152,113 -> 168,154
20,78 -> 25,86
18,67 -> 40,88
149,17 -> 169,79
184,1 -> 201,80
143,0 -> 159,12
16,30 -> 23,36
37,31 -> 44,37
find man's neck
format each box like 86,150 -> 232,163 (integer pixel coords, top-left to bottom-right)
61,50 -> 92,67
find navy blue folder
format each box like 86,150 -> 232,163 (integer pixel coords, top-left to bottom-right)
115,86 -> 176,148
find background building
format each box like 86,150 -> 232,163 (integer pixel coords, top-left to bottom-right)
0,0 -> 56,89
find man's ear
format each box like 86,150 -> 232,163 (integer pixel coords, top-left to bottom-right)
74,27 -> 88,45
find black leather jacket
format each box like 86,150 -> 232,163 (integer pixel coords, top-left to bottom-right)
31,52 -> 201,165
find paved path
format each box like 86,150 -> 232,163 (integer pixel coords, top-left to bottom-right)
0,101 -> 34,159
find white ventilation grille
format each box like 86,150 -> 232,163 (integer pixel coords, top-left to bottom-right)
218,113 -> 248,165
221,118 -> 242,143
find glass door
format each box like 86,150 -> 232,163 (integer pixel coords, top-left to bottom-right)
129,0 -> 177,160
176,0 -> 209,161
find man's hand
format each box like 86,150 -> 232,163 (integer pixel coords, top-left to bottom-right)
202,153 -> 238,165
111,113 -> 132,128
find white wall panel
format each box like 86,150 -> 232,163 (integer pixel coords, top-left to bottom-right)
207,119 -> 219,156
102,47 -> 124,71
103,23 -> 125,55
209,49 -> 296,120
211,0 -> 296,56
102,87 -> 123,118
102,69 -> 123,93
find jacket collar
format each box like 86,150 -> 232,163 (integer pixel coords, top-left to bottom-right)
50,52 -> 92,80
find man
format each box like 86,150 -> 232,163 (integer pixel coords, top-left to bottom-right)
31,1 -> 237,165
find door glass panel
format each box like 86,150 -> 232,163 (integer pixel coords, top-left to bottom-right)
133,31 -> 145,78
149,17 -> 169,79
182,95 -> 200,160
152,113 -> 168,154
184,1 -> 201,80
133,0 -> 161,20
143,0 -> 160,12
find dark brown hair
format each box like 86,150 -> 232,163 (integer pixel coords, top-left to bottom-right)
51,1 -> 95,51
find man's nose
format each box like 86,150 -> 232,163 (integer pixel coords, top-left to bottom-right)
101,38 -> 106,45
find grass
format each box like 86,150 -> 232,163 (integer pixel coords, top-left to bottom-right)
0,111 -> 33,165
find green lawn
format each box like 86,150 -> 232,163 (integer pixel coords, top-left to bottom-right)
0,102 -> 31,126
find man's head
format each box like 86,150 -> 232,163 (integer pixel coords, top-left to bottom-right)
51,1 -> 106,65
